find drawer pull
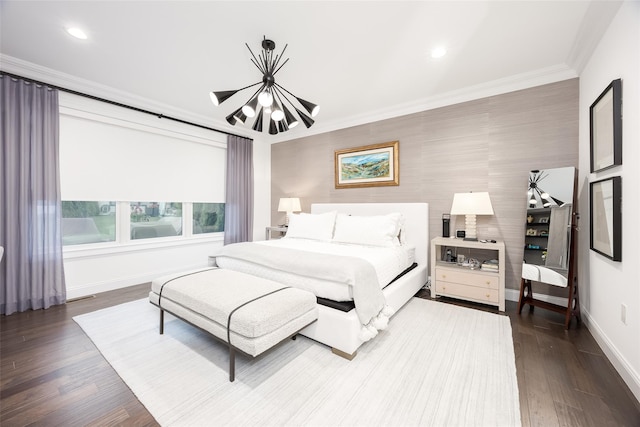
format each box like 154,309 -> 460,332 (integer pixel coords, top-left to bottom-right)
486,281 -> 491,285
442,275 -> 446,279
486,294 -> 490,298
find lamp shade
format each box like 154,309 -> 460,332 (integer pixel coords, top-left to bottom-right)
296,97 -> 320,117
450,192 -> 493,241
210,90 -> 238,106
295,108 -> 315,128
450,192 -> 494,215
242,96 -> 260,118
278,197 -> 301,213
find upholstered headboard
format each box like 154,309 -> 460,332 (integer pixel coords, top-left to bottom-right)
310,203 -> 429,268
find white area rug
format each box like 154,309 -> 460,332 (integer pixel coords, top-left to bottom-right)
74,297 -> 520,426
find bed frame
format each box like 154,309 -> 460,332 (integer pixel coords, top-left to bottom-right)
299,202 -> 429,359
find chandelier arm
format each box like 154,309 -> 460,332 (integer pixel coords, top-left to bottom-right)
250,58 -> 265,74
271,44 -> 288,71
267,48 -> 274,72
539,171 -> 549,183
259,52 -> 269,76
235,81 -> 263,93
272,86 -> 296,112
247,84 -> 266,101
273,82 -> 301,102
246,43 -> 266,74
273,58 -> 290,76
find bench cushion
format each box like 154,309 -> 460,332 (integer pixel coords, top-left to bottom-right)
149,268 -> 318,356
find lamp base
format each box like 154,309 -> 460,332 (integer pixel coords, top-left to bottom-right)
464,214 -> 478,241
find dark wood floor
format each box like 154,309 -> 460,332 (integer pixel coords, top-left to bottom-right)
1,285 -> 639,426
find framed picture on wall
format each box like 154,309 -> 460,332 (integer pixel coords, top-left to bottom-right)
590,79 -> 622,173
334,141 -> 399,188
589,176 -> 622,261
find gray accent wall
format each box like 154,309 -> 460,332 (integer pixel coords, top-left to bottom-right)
271,78 -> 578,294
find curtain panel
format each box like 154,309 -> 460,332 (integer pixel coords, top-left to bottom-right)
0,75 -> 66,315
224,135 -> 254,244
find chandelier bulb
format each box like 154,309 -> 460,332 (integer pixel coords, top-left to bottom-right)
258,90 -> 273,107
271,108 -> 284,121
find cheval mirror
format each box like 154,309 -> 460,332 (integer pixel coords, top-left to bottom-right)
517,166 -> 581,328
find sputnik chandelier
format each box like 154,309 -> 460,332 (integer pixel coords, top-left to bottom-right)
528,170 -> 564,208
210,36 -> 319,135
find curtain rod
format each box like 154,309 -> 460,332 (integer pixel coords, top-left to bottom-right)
0,71 -> 250,140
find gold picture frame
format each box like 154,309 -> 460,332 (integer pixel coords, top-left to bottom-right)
335,141 -> 399,189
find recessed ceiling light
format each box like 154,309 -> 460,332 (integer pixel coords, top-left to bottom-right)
431,46 -> 447,59
66,27 -> 88,40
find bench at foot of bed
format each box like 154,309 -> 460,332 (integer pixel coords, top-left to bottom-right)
149,268 -> 318,382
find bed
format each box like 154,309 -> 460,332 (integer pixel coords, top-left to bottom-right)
213,203 -> 429,358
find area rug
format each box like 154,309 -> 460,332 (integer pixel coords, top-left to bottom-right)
74,297 -> 520,426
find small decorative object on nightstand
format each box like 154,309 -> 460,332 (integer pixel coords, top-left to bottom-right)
265,226 -> 288,240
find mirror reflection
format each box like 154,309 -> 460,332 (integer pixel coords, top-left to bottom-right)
524,167 -> 576,276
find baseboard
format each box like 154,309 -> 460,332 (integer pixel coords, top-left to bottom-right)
581,308 -> 640,404
504,288 -> 640,404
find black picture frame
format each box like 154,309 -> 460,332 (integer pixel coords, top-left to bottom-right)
589,176 -> 622,261
590,79 -> 622,173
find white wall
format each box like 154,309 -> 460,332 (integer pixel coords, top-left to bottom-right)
578,0 -> 640,401
252,136 -> 272,242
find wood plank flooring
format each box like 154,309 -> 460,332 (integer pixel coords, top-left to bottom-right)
1,285 -> 639,426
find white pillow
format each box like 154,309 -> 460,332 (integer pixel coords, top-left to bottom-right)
332,213 -> 403,247
284,211 -> 337,241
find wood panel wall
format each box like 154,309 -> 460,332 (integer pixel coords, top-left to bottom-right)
271,79 -> 579,293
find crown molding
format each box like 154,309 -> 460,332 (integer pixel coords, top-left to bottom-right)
0,54 -> 242,137
2,54 -> 577,146
566,1 -> 623,74
269,63 -> 578,144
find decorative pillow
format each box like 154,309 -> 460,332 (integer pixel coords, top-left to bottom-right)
284,211 -> 337,241
332,213 -> 404,247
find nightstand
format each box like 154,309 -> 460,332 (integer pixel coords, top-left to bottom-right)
265,226 -> 288,240
430,237 -> 506,311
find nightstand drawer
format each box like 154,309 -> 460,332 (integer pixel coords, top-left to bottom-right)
434,268 -> 499,289
435,281 -> 499,303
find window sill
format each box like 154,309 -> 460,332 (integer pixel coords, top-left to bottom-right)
63,234 -> 224,260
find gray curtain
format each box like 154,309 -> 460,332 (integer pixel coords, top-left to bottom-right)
0,75 -> 66,315
223,135 -> 254,244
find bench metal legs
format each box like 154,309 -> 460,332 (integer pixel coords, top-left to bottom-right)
229,346 -> 235,382
159,309 -> 164,334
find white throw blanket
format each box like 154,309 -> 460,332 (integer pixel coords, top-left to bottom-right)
214,242 -> 394,341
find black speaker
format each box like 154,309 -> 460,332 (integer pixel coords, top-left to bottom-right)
442,214 -> 450,238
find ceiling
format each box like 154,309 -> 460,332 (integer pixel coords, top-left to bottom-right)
0,1 -> 622,143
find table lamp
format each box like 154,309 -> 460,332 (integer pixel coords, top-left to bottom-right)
450,192 -> 494,241
277,197 -> 301,226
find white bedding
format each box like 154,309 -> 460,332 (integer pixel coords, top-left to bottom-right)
215,239 -> 416,302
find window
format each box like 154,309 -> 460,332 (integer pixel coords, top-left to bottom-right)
130,202 -> 182,240
62,201 -> 116,245
58,93 -> 227,250
193,203 -> 225,234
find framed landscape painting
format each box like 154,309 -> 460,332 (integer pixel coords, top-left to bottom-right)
335,141 -> 399,189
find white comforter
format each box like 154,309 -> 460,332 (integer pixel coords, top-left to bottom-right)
214,239 -> 414,340
216,239 -> 415,301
